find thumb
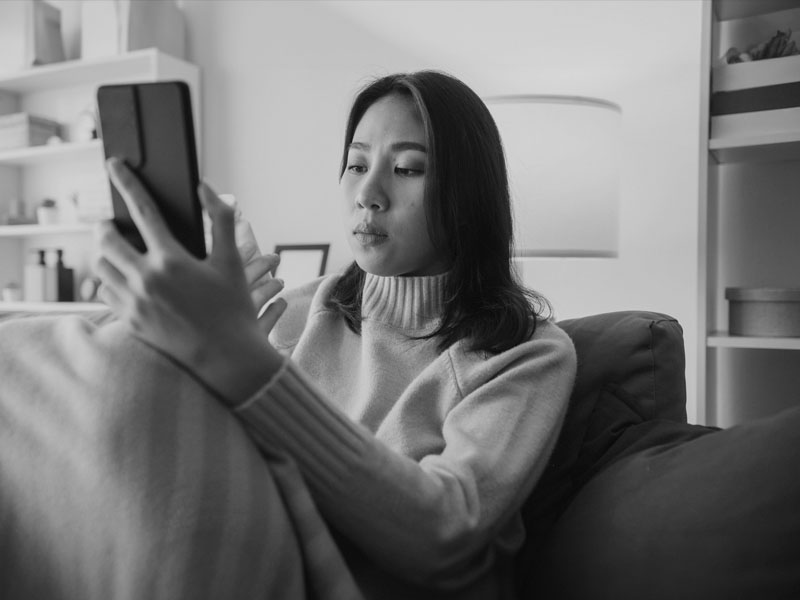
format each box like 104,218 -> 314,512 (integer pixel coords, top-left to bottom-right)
198,182 -> 239,267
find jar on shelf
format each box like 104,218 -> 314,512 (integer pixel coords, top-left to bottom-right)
36,198 -> 59,225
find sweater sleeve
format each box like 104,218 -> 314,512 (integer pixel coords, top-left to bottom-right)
234,322 -> 576,588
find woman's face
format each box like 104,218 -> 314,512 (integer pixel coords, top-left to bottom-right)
341,94 -> 449,277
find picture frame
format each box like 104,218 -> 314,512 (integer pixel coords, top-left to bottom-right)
273,244 -> 330,291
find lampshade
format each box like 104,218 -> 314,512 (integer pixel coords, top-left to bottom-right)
485,95 -> 622,258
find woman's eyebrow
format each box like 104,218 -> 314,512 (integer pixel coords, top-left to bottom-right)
348,141 -> 427,153
392,141 -> 427,153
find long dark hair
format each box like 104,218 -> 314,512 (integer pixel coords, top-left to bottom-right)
329,71 -> 551,354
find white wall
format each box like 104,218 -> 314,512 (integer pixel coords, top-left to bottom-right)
182,0 -> 706,421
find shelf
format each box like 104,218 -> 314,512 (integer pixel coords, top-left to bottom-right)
0,223 -> 94,237
714,0 -> 800,21
0,140 -> 103,166
712,54 -> 800,93
708,332 -> 800,350
709,135 -> 800,162
0,49 -> 188,94
710,106 -> 800,162
0,301 -> 106,313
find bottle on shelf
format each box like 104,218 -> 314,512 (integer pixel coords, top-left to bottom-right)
43,249 -> 58,301
23,249 -> 49,302
55,249 -> 75,301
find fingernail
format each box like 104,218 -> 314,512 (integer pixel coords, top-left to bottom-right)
275,278 -> 284,287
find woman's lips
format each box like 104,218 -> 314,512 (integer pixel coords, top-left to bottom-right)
353,224 -> 387,247
353,231 -> 388,246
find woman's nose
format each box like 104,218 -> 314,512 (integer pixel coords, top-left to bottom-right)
355,171 -> 389,211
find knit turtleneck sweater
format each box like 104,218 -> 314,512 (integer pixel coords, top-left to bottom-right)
235,272 -> 577,599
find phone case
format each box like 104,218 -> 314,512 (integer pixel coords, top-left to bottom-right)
96,81 -> 206,258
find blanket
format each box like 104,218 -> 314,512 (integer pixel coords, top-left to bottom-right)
0,313 -> 362,600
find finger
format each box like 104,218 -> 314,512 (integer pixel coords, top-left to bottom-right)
257,297 -> 287,333
244,254 -> 279,286
94,220 -> 143,280
96,280 -> 123,312
250,278 -> 284,314
92,255 -> 128,294
198,181 -> 239,267
106,157 -> 178,255
236,224 -> 261,265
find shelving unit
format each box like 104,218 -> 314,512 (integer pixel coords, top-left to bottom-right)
0,49 -> 200,313
700,0 -> 800,426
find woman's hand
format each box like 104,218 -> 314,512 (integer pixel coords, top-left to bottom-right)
225,203 -> 285,319
94,158 -> 285,405
240,247 -> 284,320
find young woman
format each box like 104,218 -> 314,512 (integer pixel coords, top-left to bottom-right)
1,71 -> 576,599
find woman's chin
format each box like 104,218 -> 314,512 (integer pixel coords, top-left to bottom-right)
355,260 -> 394,277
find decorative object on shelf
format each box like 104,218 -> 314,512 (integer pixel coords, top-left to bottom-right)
273,244 -> 330,292
36,198 -> 59,225
0,112 -> 62,151
81,0 -> 186,60
3,198 -> 35,226
712,29 -> 800,118
710,79 -> 800,116
484,95 -> 621,258
0,0 -> 66,74
71,107 -> 98,143
726,287 -> 800,337
79,276 -> 101,302
1,282 -> 22,303
722,29 -> 799,64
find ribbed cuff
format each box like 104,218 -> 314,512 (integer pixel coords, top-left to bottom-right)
234,359 -> 372,494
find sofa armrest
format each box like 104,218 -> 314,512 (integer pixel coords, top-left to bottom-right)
516,311 -> 689,592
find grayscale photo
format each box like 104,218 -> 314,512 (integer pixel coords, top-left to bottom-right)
0,1 -> 798,598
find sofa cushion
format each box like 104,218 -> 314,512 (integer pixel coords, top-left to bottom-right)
533,400 -> 800,600
515,311 -> 693,593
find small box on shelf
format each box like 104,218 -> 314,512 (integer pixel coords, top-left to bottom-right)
0,112 -> 62,151
726,287 -> 800,337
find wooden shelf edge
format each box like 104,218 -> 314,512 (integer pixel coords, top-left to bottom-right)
709,138 -> 800,163
0,140 -> 103,165
0,49 -> 195,94
713,0 -> 800,21
708,332 -> 800,350
0,302 -> 106,313
709,131 -> 800,149
0,223 -> 95,237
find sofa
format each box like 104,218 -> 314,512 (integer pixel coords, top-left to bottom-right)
1,309 -> 796,598
515,311 -> 800,600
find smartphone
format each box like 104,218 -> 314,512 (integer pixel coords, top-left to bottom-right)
96,81 -> 206,258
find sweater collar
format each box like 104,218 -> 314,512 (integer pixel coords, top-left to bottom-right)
362,272 -> 448,330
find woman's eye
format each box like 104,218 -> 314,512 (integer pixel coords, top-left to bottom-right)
395,166 -> 424,176
347,164 -> 367,174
